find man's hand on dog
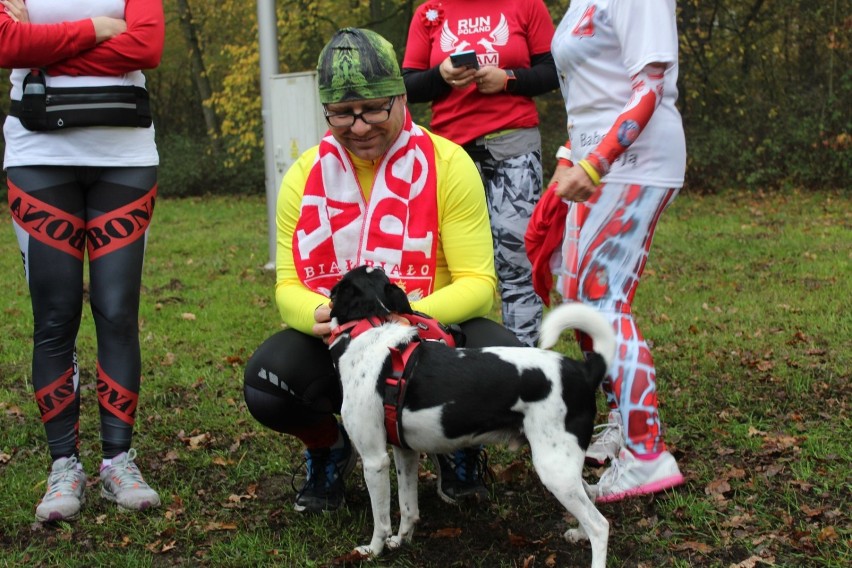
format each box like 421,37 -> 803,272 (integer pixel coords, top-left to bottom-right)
313,304 -> 334,343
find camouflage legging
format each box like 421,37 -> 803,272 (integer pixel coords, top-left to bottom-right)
476,151 -> 544,346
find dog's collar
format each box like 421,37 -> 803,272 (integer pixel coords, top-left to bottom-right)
328,312 -> 458,347
328,316 -> 389,346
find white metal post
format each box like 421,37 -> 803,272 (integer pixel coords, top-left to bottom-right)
257,0 -> 280,269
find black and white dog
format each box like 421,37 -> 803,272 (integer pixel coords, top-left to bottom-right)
328,266 -> 614,568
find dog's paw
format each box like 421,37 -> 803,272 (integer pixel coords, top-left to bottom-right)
353,545 -> 378,558
387,536 -> 403,551
564,526 -> 589,543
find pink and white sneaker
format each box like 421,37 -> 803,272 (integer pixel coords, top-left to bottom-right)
592,449 -> 684,503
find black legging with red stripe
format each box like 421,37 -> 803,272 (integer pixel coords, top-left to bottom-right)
7,166 -> 156,461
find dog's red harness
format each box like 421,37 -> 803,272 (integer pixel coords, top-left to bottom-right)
330,313 -> 457,448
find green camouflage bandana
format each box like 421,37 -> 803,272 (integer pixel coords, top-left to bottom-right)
317,28 -> 405,104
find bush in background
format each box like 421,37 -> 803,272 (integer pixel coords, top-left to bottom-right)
156,133 -> 263,197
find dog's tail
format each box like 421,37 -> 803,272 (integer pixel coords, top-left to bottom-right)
538,302 -> 616,372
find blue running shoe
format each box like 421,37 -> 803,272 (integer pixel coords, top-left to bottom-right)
432,447 -> 489,505
293,425 -> 356,513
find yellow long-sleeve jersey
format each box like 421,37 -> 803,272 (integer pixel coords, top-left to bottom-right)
275,129 -> 497,335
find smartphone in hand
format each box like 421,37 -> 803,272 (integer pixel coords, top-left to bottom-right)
450,50 -> 479,69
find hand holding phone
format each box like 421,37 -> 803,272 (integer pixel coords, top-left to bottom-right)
450,50 -> 479,70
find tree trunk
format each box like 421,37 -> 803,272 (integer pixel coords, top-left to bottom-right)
175,0 -> 222,150
368,0 -> 413,53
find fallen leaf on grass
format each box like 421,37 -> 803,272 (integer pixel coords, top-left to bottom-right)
761,433 -> 804,450
430,527 -> 462,538
817,525 -> 839,542
729,555 -> 776,567
225,355 -> 245,366
212,456 -> 234,466
165,495 -> 184,520
800,504 -> 826,518
204,522 -> 238,532
181,312 -> 196,321
672,540 -> 713,553
145,539 -> 177,554
4,404 -> 24,418
760,463 -> 785,478
492,460 -> 527,483
727,466 -> 747,479
177,431 -> 212,450
705,478 -> 731,500
721,513 -> 753,529
508,530 -> 546,547
227,493 -> 255,504
226,485 -> 257,506
787,330 -> 809,344
789,479 -> 813,491
331,549 -> 372,564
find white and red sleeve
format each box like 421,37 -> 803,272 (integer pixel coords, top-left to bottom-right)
48,0 -> 165,76
585,64 -> 666,176
0,13 -> 97,68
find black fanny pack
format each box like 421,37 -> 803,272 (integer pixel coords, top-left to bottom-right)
9,70 -> 152,131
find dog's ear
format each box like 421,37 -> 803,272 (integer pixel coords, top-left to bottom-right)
384,283 -> 414,315
329,278 -> 357,322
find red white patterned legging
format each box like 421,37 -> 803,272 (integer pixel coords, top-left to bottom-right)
559,183 -> 679,456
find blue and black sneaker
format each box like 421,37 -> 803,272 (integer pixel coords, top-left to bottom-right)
432,447 -> 489,505
293,426 -> 356,513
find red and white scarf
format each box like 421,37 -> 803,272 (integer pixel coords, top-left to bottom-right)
293,110 -> 439,299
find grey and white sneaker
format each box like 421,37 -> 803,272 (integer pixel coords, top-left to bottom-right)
100,449 -> 161,511
36,456 -> 87,522
585,410 -> 624,465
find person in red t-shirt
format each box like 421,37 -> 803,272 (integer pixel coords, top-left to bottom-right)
403,0 -> 559,349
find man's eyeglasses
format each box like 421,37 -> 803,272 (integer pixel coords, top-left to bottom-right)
323,97 -> 396,128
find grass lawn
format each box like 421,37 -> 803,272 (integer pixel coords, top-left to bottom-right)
0,189 -> 849,567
